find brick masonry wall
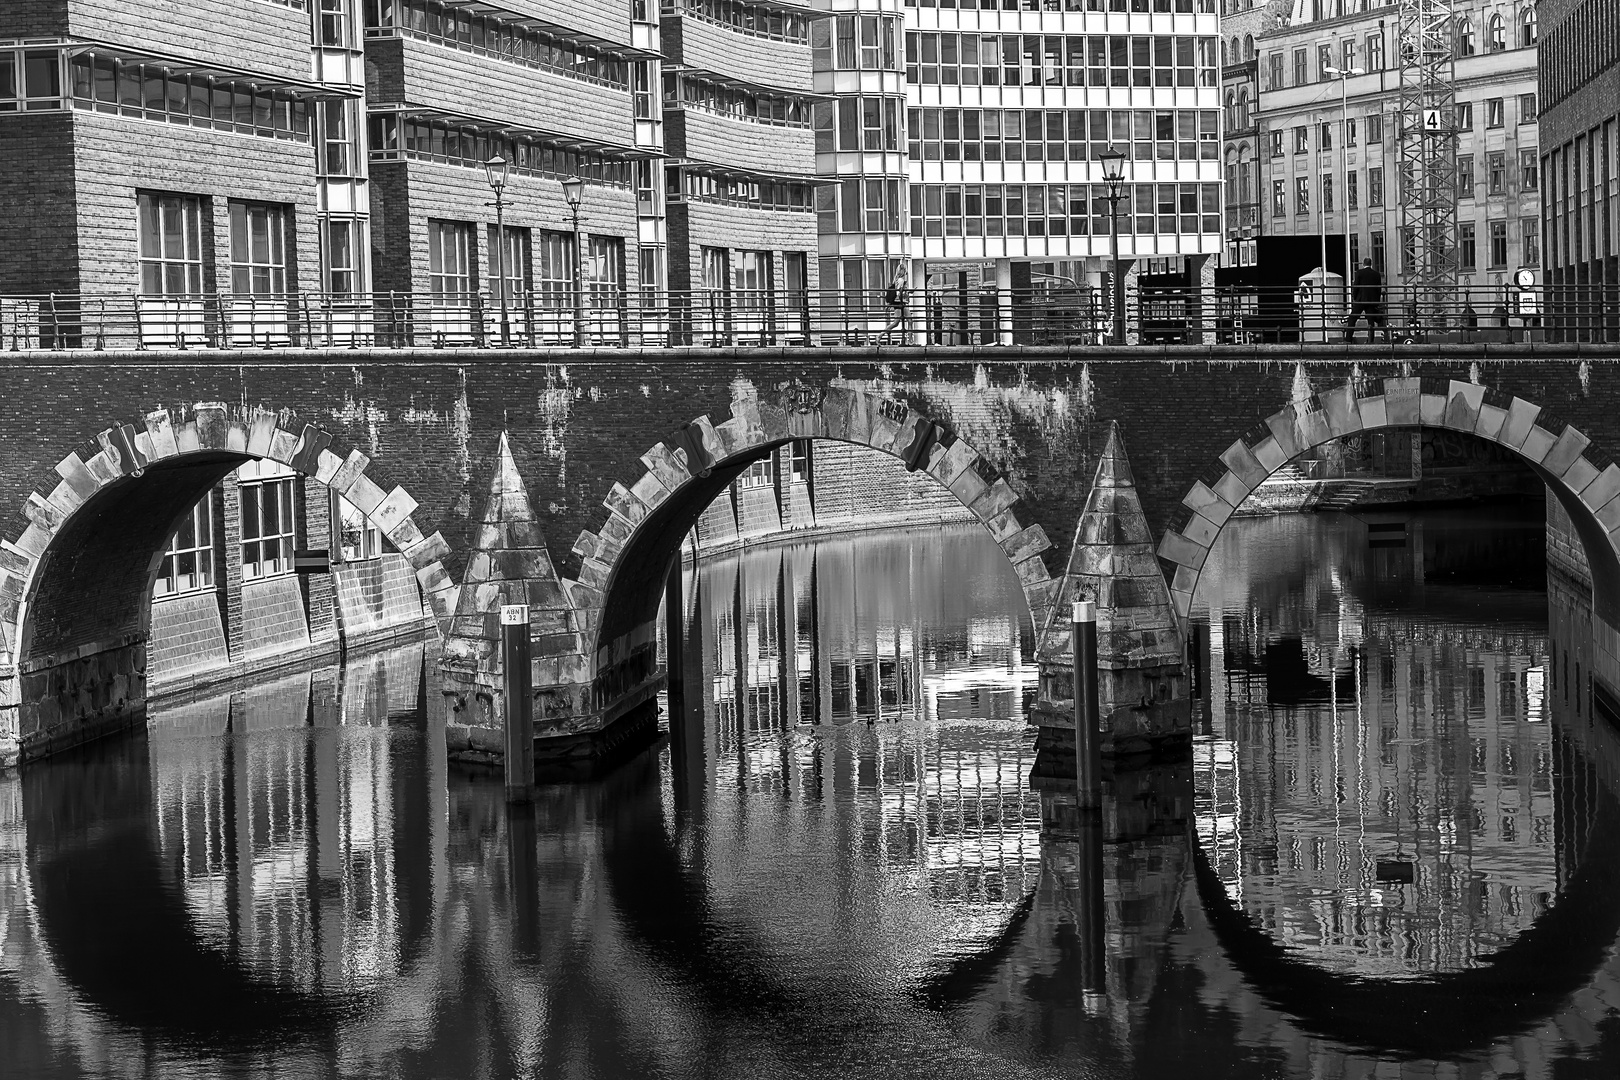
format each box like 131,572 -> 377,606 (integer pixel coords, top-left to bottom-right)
68,0 -> 313,83
386,38 -> 635,147
69,111 -> 322,296
666,111 -> 815,176
667,202 -> 818,292
147,592 -> 229,680
499,0 -> 632,49
0,113 -> 81,295
664,19 -> 814,93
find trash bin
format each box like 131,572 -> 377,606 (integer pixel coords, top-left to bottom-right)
1295,267 -> 1347,343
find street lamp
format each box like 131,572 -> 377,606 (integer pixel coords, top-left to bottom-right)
484,156 -> 510,346
1324,65 -> 1365,314
1098,145 -> 1127,345
561,175 -> 586,348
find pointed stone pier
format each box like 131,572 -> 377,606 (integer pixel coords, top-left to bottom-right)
1034,423 -> 1191,770
440,433 -> 659,771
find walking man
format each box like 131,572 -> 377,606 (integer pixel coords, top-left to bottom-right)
1346,258 -> 1386,343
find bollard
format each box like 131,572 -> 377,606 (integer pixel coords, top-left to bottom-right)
501,603 -> 535,803
1073,599 -> 1101,812
1077,817 -> 1106,996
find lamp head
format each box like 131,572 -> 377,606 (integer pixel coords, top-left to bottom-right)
562,175 -> 585,209
1097,145 -> 1125,183
484,156 -> 508,193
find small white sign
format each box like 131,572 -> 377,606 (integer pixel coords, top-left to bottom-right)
1423,108 -> 1442,130
500,605 -> 530,625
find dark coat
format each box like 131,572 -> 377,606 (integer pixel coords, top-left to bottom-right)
1353,265 -> 1384,306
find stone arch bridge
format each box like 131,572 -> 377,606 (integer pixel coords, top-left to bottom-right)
2,344 -> 1618,767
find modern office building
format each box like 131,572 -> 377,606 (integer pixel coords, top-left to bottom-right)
816,0 -> 1224,342
1537,0 -> 1619,341
1253,1 -> 1540,311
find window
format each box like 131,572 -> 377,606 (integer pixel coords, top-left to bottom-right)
1370,230 -> 1385,271
1272,178 -> 1286,216
1317,44 -> 1332,80
0,46 -> 64,110
229,203 -> 287,295
318,0 -> 351,47
1457,18 -> 1475,57
1294,126 -> 1308,153
239,459 -> 297,581
1293,48 -> 1307,86
536,230 -> 575,308
738,459 -> 772,489
333,491 -> 382,562
1488,151 -> 1506,194
1368,166 -> 1383,206
1458,155 -> 1475,198
318,100 -> 354,176
732,248 -> 772,308
1320,122 -> 1333,151
1346,118 -> 1357,147
137,193 -> 204,296
325,218 -> 361,295
1486,98 -> 1504,128
1518,93 -> 1536,121
789,442 -> 810,483
1322,174 -> 1334,212
1350,234 -> 1359,268
428,220 -> 474,297
1455,101 -> 1472,130
1520,148 -> 1538,190
1269,129 -> 1284,157
1366,113 -> 1382,143
1488,219 -> 1508,266
701,245 -> 728,295
1268,51 -> 1283,90
1341,39 -> 1356,71
488,224 -> 527,305
1348,170 -> 1358,208
154,491 -> 215,598
1296,176 -> 1309,214
1488,14 -> 1505,51
1520,7 -> 1537,47
1460,221 -> 1477,270
1521,217 -> 1539,265
586,235 -> 623,305
1366,33 -> 1384,71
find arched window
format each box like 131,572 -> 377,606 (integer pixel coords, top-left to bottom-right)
1244,34 -> 1255,59
1221,39 -> 1228,65
1520,7 -> 1537,46
1236,144 -> 1252,202
1457,17 -> 1475,56
1489,13 -> 1505,51
1225,90 -> 1236,127
1237,87 -> 1251,129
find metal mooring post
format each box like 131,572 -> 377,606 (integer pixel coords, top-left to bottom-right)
502,603 -> 535,803
1073,599 -> 1101,812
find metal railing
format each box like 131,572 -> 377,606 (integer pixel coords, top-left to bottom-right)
0,283 -> 1615,351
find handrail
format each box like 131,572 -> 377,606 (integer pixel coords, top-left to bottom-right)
0,283 -> 1612,351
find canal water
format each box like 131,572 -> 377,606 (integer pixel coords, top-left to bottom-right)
4,512 -> 1620,1078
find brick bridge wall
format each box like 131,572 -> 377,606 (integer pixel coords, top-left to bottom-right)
2,345 -> 1619,763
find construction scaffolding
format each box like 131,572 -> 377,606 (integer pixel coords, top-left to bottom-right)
1395,0 -> 1461,325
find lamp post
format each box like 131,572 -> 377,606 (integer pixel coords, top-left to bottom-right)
1098,145 -> 1127,345
561,175 -> 585,348
484,156 -> 510,347
1325,65 -> 1365,314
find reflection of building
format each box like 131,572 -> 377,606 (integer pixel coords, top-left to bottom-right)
148,465 -> 431,691
689,439 -> 972,554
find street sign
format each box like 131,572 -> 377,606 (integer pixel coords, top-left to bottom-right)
500,604 -> 530,625
293,549 -> 331,574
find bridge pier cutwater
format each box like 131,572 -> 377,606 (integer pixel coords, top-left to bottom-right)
3,345 -> 1620,774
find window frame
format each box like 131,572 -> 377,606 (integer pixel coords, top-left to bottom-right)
153,490 -> 216,598
238,460 -> 298,582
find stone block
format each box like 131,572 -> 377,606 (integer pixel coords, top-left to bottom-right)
267,428 -> 300,466
175,421 -> 201,454
1475,404 -> 1508,441
144,409 -> 179,459
1499,398 -> 1541,449
330,449 -> 371,494
1441,380 -> 1485,431
1520,425 -> 1557,465
984,507 -> 1021,543
929,439 -> 977,488
1011,553 -> 1050,586
1182,480 -> 1237,527
371,486 -> 419,535
639,443 -> 692,493
1418,394 -> 1446,427
947,463 -> 990,509
344,472 -> 388,516
572,531 -> 600,561
629,471 -> 671,511
1597,498 -> 1620,534
53,452 -> 98,502
1295,407 -> 1331,452
314,447 -> 345,485
1219,440 -> 1267,489
1542,426 -> 1591,477
290,425 -> 332,474
1357,394 -> 1388,430
968,479 -> 1019,523
604,482 -> 647,524
246,411 -> 278,457
416,562 -> 454,595
1170,589 -> 1193,620
1319,385 -> 1363,437
1252,435 -> 1288,473
1212,471 -> 1250,509
1264,407 -> 1303,459
1157,531 -> 1208,570
385,515 -> 424,551
1001,524 -> 1051,564
1579,465 -> 1620,515
1180,511 -> 1220,548
194,403 -> 228,449
98,424 -> 147,474
225,421 -> 250,454
1171,564 -> 1199,595
1382,377 -> 1421,425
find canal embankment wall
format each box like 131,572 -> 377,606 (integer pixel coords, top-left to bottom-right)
1547,491 -> 1620,712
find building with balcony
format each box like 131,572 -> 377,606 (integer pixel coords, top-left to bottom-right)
1253,0 -> 1541,312
812,0 -> 1224,343
1216,1 -> 1268,333
1537,0 -> 1619,341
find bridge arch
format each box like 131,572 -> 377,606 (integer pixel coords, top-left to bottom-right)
1160,375 -> 1620,623
570,383 -> 1061,702
3,404 -> 451,762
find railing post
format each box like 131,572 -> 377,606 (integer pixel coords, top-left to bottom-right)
501,603 -> 534,804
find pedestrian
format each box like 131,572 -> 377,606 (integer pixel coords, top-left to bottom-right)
882,267 -> 911,344
1345,258 -> 1386,343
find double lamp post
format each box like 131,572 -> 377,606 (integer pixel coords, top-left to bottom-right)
485,157 -> 589,348
1097,145 -> 1128,345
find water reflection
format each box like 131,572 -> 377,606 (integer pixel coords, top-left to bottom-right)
5,516 -> 1620,1079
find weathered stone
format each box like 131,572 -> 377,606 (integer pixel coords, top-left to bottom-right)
1442,380 -> 1485,431
1543,426 -> 1591,477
